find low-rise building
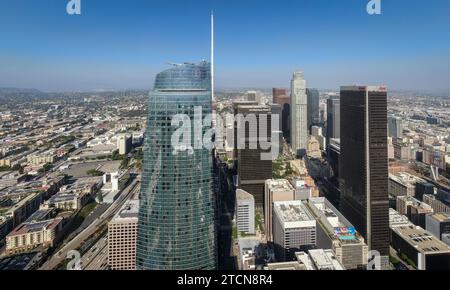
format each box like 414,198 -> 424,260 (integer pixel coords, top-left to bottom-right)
388,172 -> 426,198
423,194 -> 450,213
393,139 -> 413,160
295,249 -> 345,270
237,238 -> 261,270
0,216 -> 13,243
426,213 -> 450,240
442,234 -> 450,246
43,192 -> 88,211
26,150 -> 56,165
265,260 -> 307,270
1,191 -> 43,229
415,182 -> 435,201
291,179 -> 312,201
389,208 -> 414,228
5,218 -> 63,255
391,225 -> 450,270
397,195 -> 433,228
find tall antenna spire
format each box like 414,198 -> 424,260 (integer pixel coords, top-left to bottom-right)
211,10 -> 214,101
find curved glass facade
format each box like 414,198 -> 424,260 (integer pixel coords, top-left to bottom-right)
137,61 -> 217,270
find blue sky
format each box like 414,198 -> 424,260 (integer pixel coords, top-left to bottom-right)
0,0 -> 449,92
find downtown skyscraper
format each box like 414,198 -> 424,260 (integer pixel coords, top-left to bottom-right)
326,97 -> 340,146
290,72 -> 308,156
306,88 -> 320,131
235,104 -> 273,208
136,61 -> 217,270
388,116 -> 403,138
339,86 -> 390,269
272,88 -> 291,140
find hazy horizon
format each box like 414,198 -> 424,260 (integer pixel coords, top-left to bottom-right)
1,0 -> 450,93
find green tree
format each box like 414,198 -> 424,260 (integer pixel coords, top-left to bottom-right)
87,169 -> 104,177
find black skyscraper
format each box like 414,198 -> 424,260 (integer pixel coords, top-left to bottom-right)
306,88 -> 320,131
235,104 -> 273,208
339,86 -> 390,268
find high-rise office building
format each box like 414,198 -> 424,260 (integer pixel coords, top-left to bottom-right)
326,97 -> 340,145
270,104 -> 283,156
136,61 -> 216,270
236,104 -> 273,208
232,101 -> 258,158
273,88 -> 286,104
272,200 -> 316,261
388,116 -> 403,138
236,189 -> 255,235
306,88 -> 320,131
339,86 -> 390,268
290,72 -> 308,156
117,134 -> 132,155
272,88 -> 291,140
264,179 -> 295,242
108,199 -> 138,270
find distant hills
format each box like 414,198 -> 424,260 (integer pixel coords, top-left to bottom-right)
0,87 -> 42,94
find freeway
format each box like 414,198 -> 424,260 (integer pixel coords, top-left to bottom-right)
81,236 -> 108,270
39,175 -> 140,270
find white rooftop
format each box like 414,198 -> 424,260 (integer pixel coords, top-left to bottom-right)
308,249 -> 345,270
273,200 -> 315,229
266,179 -> 294,192
112,199 -> 139,221
389,208 -> 414,228
236,189 -> 254,201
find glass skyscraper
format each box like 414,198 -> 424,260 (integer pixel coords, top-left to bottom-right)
136,61 -> 217,270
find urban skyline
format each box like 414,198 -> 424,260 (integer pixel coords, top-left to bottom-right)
1,0 -> 450,276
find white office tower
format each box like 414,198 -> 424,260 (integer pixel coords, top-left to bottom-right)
111,172 -> 119,191
290,72 -> 308,156
273,200 -> 316,261
236,189 -> 256,234
117,134 -> 132,155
